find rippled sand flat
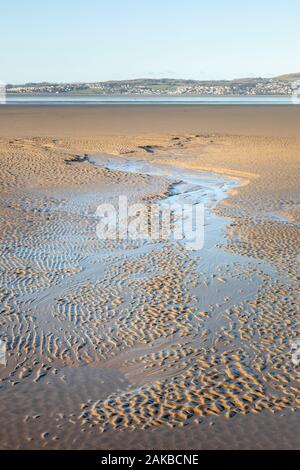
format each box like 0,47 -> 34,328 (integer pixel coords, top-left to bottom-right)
0,133 -> 299,449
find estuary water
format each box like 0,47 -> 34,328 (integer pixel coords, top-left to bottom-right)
4,95 -> 295,105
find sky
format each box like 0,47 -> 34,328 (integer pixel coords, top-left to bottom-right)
1,0 -> 299,84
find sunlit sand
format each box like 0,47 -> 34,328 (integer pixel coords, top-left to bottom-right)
0,111 -> 299,449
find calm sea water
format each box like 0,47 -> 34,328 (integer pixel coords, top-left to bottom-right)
4,95 -> 295,105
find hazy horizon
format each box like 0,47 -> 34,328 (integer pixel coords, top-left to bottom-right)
2,0 -> 300,84
6,72 -> 300,87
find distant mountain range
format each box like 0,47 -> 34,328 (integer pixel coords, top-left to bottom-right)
6,73 -> 300,96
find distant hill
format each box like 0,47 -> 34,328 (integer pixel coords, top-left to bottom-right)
275,73 -> 300,81
8,73 -> 300,89
6,73 -> 299,96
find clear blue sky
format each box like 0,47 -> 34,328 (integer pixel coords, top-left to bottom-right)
1,0 -> 299,83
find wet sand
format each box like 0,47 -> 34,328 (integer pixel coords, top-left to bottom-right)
0,105 -> 300,138
0,120 -> 299,449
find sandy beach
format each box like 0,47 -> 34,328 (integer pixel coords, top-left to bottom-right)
0,106 -> 299,449
1,104 -> 300,138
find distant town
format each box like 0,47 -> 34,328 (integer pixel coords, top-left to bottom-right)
6,73 -> 300,96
